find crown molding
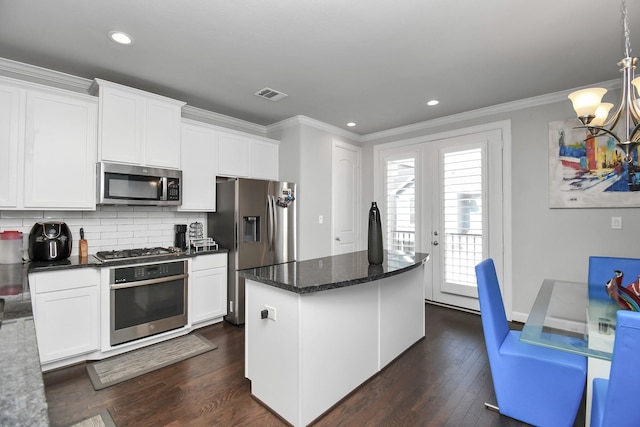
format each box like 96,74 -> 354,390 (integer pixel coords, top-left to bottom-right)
267,115 -> 361,141
181,105 -> 268,135
361,79 -> 620,142
0,57 -> 92,92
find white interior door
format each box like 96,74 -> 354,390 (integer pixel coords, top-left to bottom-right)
332,140 -> 361,255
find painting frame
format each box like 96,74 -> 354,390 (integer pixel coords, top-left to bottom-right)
548,118 -> 640,208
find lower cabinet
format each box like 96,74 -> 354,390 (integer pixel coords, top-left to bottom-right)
190,253 -> 228,324
30,268 -> 100,364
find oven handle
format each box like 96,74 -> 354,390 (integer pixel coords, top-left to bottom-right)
110,273 -> 188,290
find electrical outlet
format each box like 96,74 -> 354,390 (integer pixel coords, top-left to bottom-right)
264,304 -> 277,321
611,217 -> 622,229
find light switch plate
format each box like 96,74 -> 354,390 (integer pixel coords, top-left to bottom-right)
611,217 -> 622,229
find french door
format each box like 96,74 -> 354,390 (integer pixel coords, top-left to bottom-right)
377,125 -> 505,312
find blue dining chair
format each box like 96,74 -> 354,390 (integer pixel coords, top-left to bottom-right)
590,310 -> 640,427
475,258 -> 587,427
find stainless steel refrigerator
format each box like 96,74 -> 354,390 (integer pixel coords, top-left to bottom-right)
207,178 -> 296,325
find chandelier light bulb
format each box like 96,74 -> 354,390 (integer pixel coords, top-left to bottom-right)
568,88 -> 607,119
591,103 -> 614,127
633,76 -> 640,95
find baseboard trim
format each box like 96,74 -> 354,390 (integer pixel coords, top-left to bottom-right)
425,299 -> 480,315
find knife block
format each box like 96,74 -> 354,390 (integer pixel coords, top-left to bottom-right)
79,239 -> 88,258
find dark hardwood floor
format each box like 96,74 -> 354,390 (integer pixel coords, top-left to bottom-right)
44,304 -> 585,426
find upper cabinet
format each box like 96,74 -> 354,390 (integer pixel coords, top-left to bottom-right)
24,90 -> 97,209
0,84 -> 22,208
218,131 -> 279,180
179,119 -> 218,212
90,79 -> 185,169
0,77 -> 97,210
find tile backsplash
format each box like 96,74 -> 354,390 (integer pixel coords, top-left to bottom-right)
0,207 -> 206,258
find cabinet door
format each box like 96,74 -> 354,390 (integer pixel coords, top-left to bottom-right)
34,286 -> 100,363
145,99 -> 182,168
218,132 -> 251,177
179,122 -> 218,211
191,267 -> 227,323
0,84 -> 22,208
23,90 -> 97,209
251,139 -> 279,180
99,87 -> 143,164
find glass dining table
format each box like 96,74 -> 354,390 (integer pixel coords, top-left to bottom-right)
520,278 -> 620,360
520,278 -> 621,426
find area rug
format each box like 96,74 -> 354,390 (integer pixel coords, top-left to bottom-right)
86,333 -> 217,390
68,409 -> 116,427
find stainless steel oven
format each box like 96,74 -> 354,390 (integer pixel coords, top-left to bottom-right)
109,260 -> 188,346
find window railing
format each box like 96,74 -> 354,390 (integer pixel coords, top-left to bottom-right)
388,230 -> 415,252
444,232 -> 483,285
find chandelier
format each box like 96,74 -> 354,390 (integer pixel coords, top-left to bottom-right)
568,0 -> 640,163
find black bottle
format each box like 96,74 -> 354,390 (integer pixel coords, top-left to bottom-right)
368,202 -> 383,265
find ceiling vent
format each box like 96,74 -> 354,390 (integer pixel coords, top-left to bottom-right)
254,87 -> 288,102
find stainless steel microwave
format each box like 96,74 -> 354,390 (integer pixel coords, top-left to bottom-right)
97,162 -> 182,206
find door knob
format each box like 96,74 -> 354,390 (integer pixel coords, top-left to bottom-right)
432,241 -> 439,246
335,237 -> 341,241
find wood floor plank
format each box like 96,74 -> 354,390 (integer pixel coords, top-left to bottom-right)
44,304 -> 584,426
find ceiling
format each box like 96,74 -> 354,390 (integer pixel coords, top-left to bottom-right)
0,0 -> 638,135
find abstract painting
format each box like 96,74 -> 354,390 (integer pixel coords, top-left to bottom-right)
548,118 -> 640,208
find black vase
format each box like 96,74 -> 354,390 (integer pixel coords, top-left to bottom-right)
368,202 -> 383,265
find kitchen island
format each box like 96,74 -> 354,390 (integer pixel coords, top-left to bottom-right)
241,250 -> 428,427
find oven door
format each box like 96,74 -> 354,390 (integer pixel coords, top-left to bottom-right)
110,274 -> 188,346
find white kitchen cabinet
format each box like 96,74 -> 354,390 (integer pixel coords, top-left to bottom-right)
91,78 -> 185,169
218,131 -> 279,180
190,253 -> 227,325
218,132 -> 252,178
23,90 -> 97,209
30,268 -> 100,364
0,76 -> 97,210
251,139 -> 279,180
0,83 -> 22,208
179,120 -> 218,212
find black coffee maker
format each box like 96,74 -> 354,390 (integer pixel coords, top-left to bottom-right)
174,224 -> 187,251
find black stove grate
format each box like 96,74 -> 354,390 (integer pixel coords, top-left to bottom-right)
95,247 -> 176,262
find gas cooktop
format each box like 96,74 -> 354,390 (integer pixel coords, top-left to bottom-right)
95,247 -> 179,262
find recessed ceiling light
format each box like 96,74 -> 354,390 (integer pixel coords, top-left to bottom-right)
347,122 -> 356,127
108,31 -> 134,45
427,100 -> 439,106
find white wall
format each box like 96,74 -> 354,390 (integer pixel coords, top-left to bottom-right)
268,117 -> 361,261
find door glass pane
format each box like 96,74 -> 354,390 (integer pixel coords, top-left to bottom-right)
385,157 -> 416,252
442,148 -> 483,286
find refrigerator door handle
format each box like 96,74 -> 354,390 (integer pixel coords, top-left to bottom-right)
267,195 -> 276,251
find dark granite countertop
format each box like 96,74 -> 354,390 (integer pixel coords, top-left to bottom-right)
240,250 -> 429,294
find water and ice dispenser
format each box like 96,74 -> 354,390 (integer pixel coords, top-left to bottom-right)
243,216 -> 261,242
